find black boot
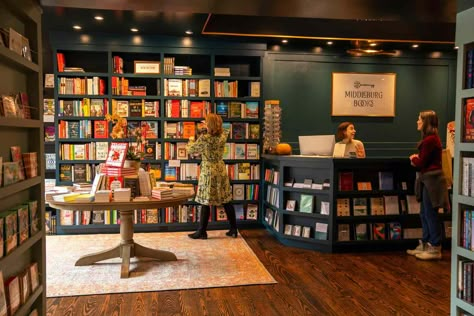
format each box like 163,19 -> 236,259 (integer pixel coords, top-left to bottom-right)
189,205 -> 210,239
224,203 -> 238,238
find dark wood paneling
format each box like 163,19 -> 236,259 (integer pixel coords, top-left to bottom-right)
46,228 -> 450,315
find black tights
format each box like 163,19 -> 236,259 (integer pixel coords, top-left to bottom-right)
198,203 -> 237,232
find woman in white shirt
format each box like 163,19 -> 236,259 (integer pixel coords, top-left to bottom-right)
335,122 -> 366,158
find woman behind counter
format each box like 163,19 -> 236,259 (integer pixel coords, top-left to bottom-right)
186,113 -> 238,239
335,122 -> 366,158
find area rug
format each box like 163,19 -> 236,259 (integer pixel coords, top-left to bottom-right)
46,230 -> 276,297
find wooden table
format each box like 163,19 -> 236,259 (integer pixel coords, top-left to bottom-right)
48,193 -> 193,278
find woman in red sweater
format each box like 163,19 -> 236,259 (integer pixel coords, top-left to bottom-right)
407,110 -> 449,260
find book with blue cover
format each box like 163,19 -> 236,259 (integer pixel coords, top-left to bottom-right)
378,171 -> 394,190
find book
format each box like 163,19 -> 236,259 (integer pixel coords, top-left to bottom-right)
338,172 -> 353,191
292,225 -> 302,237
246,204 -> 258,220
6,276 -> 20,316
389,222 -> 402,240
353,197 -> 368,216
245,101 -> 259,118
105,142 -> 129,168
378,171 -> 394,190
94,120 -> 109,138
338,224 -> 351,241
216,102 -> 228,117
336,198 -> 350,216
369,197 -> 385,215
10,146 -> 25,180
216,206 -> 227,221
17,204 -> 29,244
299,194 -> 314,213
0,271 -> 7,316
3,161 -> 20,185
383,195 -> 400,215
4,211 -> 18,254
357,182 -> 372,190
372,223 -> 386,240
355,223 -> 368,240
232,184 -> 245,200
285,199 -> 296,211
314,222 -> 328,240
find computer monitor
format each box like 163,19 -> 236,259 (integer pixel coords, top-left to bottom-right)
298,135 -> 336,156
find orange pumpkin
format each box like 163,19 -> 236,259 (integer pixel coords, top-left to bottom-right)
275,143 -> 292,155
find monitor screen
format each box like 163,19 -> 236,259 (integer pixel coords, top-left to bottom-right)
298,135 -> 336,156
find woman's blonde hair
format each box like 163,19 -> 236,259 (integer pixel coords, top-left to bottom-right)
205,113 -> 223,136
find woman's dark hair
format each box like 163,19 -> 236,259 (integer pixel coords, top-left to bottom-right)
336,122 -> 354,141
419,110 -> 439,137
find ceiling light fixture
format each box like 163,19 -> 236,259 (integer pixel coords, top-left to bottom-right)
282,39 -> 288,44
412,44 -> 419,48
454,46 -> 459,50
73,25 -> 82,30
327,41 -> 333,45
185,30 -> 193,35
369,43 -> 377,47
130,28 -> 139,32
94,16 -> 104,21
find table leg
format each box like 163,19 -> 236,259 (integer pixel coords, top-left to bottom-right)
75,209 -> 177,278
75,245 -> 121,266
134,243 -> 177,261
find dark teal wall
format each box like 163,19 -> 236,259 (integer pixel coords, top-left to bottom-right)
263,51 -> 457,157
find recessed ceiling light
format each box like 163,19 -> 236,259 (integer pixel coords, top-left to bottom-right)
282,39 -> 288,44
327,41 -> 333,45
369,43 -> 377,47
185,30 -> 193,35
94,16 -> 104,21
454,46 -> 459,50
130,28 -> 139,32
412,44 -> 419,48
73,25 -> 82,30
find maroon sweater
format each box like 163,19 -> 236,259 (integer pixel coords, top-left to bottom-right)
411,134 -> 442,174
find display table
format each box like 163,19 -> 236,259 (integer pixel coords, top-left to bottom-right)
48,193 -> 193,278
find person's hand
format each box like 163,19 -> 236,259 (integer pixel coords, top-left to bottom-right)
409,154 -> 418,161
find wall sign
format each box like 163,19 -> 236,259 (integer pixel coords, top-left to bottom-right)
331,72 -> 396,117
134,61 -> 160,74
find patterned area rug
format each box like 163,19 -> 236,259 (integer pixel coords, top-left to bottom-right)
46,230 -> 276,297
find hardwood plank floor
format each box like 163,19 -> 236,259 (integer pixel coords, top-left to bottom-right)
46,228 -> 450,315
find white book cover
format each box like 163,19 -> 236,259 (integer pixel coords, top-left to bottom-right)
95,142 -> 109,160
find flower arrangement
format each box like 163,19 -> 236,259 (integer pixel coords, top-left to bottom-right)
105,113 -> 148,161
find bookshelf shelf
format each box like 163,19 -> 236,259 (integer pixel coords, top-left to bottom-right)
0,0 -> 45,314
263,155 -> 452,253
451,7 -> 474,316
50,37 -> 264,234
0,45 -> 39,73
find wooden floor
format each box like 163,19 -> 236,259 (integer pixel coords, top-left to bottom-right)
46,228 -> 451,315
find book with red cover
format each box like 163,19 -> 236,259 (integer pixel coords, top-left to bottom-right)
94,120 -> 109,138
105,142 -> 128,168
465,98 -> 474,141
338,172 -> 354,191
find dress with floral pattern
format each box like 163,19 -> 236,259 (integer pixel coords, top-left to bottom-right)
186,130 -> 232,205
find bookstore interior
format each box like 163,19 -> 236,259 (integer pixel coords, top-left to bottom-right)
0,0 -> 474,315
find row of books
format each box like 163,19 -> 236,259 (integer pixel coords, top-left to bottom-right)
216,101 -> 259,119
466,49 -> 474,89
336,196 -> 421,216
284,222 -> 329,240
0,201 -> 40,258
232,184 -> 259,201
458,258 -> 474,304
0,93 -> 31,119
1,147 -> 38,187
461,210 -> 474,251
338,171 -> 401,191
57,76 -> 105,95
59,163 -> 99,183
0,262 -> 40,316
57,98 -> 108,117
111,77 -> 151,96
165,99 -> 211,118
164,78 -> 210,97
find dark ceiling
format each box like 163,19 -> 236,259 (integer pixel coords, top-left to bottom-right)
40,0 -> 460,51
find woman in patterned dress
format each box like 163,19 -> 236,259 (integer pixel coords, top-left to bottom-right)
186,113 -> 237,239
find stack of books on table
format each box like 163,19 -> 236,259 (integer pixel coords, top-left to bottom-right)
172,183 -> 195,196
102,166 -> 137,176
114,188 -> 131,202
95,190 -> 111,202
74,193 -> 95,202
52,192 -> 82,202
152,187 -> 173,200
